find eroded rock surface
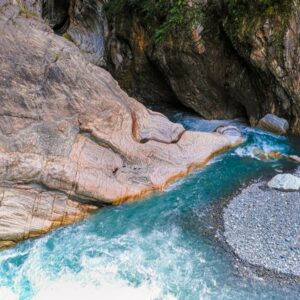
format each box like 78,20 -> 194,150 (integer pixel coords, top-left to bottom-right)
105,1 -> 257,116
86,1 -> 300,132
0,1 -> 240,248
224,0 -> 300,133
0,186 -> 97,249
37,1 -> 300,133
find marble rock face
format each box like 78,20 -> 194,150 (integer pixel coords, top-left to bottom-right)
0,2 -> 241,248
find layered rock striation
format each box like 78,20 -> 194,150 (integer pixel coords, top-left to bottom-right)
0,1 -> 240,248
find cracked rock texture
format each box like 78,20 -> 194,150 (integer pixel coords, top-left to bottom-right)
0,187 -> 97,249
0,1 -> 240,248
105,1 -> 256,116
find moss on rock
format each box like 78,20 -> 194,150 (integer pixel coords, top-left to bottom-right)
224,0 -> 294,59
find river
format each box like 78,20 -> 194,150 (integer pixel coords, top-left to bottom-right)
0,111 -> 299,299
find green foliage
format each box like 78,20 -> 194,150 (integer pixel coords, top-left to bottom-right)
17,0 -> 38,18
105,0 -> 203,42
224,0 -> 294,57
63,32 -> 75,43
225,0 -> 291,20
19,7 -> 38,18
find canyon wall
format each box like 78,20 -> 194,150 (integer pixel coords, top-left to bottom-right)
42,0 -> 300,132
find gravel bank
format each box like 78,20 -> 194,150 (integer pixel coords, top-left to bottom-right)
224,182 -> 300,277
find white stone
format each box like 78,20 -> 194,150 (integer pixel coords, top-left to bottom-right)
268,174 -> 300,191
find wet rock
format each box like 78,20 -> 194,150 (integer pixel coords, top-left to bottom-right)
0,2 -> 241,247
215,125 -> 243,143
215,125 -> 242,137
257,114 -> 289,135
268,174 -> 300,191
0,187 -> 97,249
252,149 -> 284,161
289,155 -> 300,163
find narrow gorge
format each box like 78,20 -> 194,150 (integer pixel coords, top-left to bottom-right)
0,1 -> 299,299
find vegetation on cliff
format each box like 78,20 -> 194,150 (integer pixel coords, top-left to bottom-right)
224,0 -> 293,57
105,0 -> 203,42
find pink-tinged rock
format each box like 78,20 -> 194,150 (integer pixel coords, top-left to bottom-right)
0,2 -> 242,248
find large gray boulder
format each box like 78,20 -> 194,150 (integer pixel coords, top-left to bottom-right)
257,114 -> 289,135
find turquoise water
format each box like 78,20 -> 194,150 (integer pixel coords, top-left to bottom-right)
0,114 -> 299,300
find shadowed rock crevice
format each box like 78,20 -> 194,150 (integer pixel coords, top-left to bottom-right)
42,0 -> 71,34
25,0 -> 300,132
102,1 -> 263,125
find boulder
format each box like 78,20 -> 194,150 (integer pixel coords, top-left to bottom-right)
0,2 -> 241,248
215,125 -> 243,143
252,149 -> 284,161
289,155 -> 300,163
215,125 -> 242,136
268,174 -> 300,191
257,114 -> 289,135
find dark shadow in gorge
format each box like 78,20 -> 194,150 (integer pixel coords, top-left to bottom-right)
42,0 -> 71,34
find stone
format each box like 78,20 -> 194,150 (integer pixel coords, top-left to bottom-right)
257,114 -> 289,135
268,174 -> 300,191
289,155 -> 300,163
252,149 -> 284,160
39,1 -> 300,133
0,2 -> 242,248
104,1 -> 300,133
215,126 -> 242,140
105,1 -> 257,118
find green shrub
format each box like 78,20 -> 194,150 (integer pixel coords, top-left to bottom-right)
105,0 -> 203,42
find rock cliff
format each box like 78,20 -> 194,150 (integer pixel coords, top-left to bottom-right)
0,1 -> 240,248
224,0 -> 300,133
55,0 -> 300,132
